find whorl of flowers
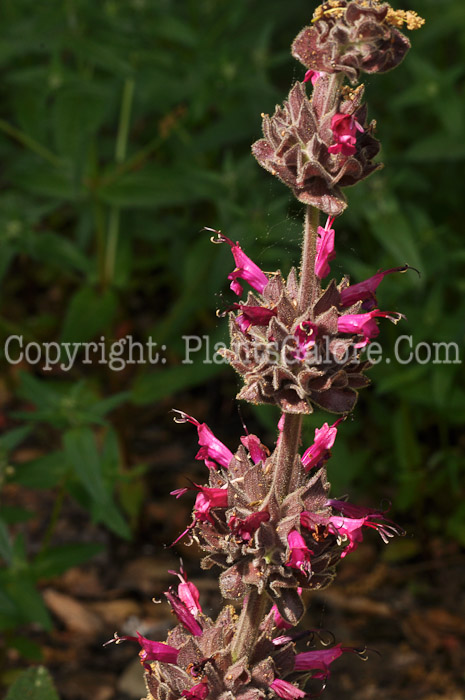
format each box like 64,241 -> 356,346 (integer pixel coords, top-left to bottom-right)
214,227 -> 405,415
171,412 -> 402,625
292,0 -> 424,85
252,79 -> 380,216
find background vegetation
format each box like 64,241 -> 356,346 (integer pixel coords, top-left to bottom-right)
0,0 -> 464,693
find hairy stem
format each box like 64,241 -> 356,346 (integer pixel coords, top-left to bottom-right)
231,589 -> 270,662
273,413 -> 303,503
298,205 -> 320,314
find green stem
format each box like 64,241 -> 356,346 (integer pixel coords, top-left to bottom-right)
231,589 -> 270,662
298,205 -> 320,314
115,78 -> 135,164
0,118 -> 63,168
103,77 -> 135,287
39,482 -> 67,555
272,413 -> 303,504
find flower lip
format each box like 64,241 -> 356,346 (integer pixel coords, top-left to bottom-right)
103,632 -> 179,672
207,227 -> 268,296
337,309 -> 405,348
301,417 -> 344,471
340,264 -> 413,309
328,113 -> 364,156
315,216 -> 336,280
173,409 -> 234,470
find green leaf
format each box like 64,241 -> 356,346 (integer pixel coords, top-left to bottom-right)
91,498 -> 131,540
60,286 -> 118,344
0,507 -> 33,525
153,15 -> 198,47
66,35 -> 133,77
63,427 -> 106,503
0,426 -> 31,453
63,427 -> 130,539
53,83 -> 109,158
132,360 -> 225,404
97,167 -> 223,209
0,519 -> 13,566
32,543 -> 103,579
27,232 -> 90,274
10,451 -> 68,490
11,162 -> 84,201
6,636 -> 43,662
0,573 -> 52,630
5,666 -> 60,700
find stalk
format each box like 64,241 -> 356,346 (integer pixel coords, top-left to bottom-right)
298,205 -> 320,314
230,589 -> 270,662
272,413 -> 303,504
103,77 -> 135,287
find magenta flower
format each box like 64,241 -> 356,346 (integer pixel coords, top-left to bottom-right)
294,643 -> 348,678
340,265 -> 409,310
209,228 -> 268,296
301,418 -> 342,472
170,484 -> 229,545
337,309 -> 404,348
286,530 -> 313,578
194,486 -> 229,523
165,587 -> 203,636
240,433 -> 269,464
293,321 -> 319,361
327,499 -> 403,557
315,216 -> 336,279
232,304 -> 277,333
328,113 -> 364,156
173,410 -> 234,470
104,632 -> 179,673
303,69 -> 324,86
270,678 -> 306,699
182,681 -> 209,699
228,510 -> 270,542
168,567 -> 202,618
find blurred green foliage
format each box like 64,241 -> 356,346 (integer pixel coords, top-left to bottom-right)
0,0 -> 464,676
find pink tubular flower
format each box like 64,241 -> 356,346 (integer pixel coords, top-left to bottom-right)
170,484 -> 229,545
182,681 -> 209,700
315,216 -> 336,279
233,304 -> 277,333
270,678 -> 306,699
228,510 -> 270,542
337,309 -> 404,348
303,69 -> 324,86
327,498 -> 403,557
328,113 -> 364,156
104,632 -> 179,672
173,410 -> 233,470
168,567 -> 202,618
294,643 -> 348,678
286,530 -> 313,577
340,265 -> 409,310
209,228 -> 268,296
194,486 -> 229,523
165,567 -> 203,636
301,418 -> 343,471
240,433 -> 269,464
164,588 -> 203,636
